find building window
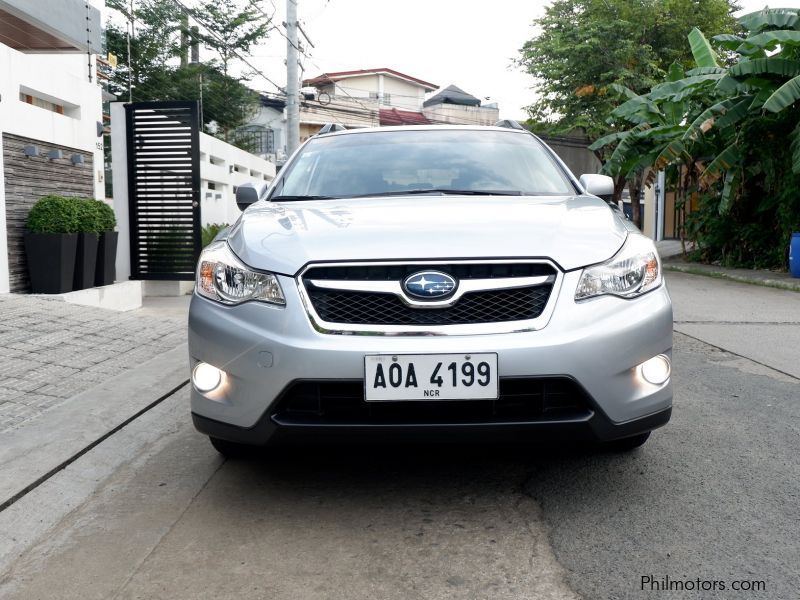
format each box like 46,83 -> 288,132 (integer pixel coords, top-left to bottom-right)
19,92 -> 64,115
369,91 -> 391,105
236,126 -> 274,155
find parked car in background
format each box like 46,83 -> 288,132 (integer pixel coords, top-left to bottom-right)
188,123 -> 673,456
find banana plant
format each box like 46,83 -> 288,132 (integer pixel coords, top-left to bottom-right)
594,9 -> 800,218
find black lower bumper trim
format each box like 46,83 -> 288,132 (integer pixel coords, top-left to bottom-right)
192,406 -> 671,447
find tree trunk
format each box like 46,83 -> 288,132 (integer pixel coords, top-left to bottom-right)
612,175 -> 627,204
628,175 -> 644,230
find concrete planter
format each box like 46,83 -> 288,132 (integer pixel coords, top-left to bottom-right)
24,232 -> 79,294
95,231 -> 118,286
73,232 -> 99,291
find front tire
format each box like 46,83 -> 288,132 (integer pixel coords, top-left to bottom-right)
209,436 -> 254,458
605,431 -> 651,452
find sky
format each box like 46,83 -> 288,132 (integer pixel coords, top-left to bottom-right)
106,0 -> 800,120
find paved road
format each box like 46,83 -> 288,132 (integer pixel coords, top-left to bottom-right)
0,273 -> 798,599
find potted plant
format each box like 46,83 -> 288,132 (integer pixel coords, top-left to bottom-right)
24,195 -> 81,294
72,198 -> 102,291
93,200 -> 118,286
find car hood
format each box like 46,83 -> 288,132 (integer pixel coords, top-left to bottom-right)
226,195 -> 630,274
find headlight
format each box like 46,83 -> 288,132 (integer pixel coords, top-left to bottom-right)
196,241 -> 285,306
575,234 -> 662,300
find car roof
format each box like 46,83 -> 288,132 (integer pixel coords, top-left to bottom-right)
315,124 -> 531,138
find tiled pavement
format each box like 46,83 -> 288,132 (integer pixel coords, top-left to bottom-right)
0,295 -> 186,432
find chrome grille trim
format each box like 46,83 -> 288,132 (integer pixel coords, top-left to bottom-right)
306,275 -> 555,308
296,260 -> 563,336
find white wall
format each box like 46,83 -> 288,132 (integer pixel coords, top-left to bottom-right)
199,133 -> 276,226
643,185 -> 656,240
0,45 -> 104,293
381,76 -> 426,110
422,103 -> 499,126
319,74 -> 429,110
110,102 -> 131,283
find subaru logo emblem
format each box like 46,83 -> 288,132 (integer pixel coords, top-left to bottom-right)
403,271 -> 457,299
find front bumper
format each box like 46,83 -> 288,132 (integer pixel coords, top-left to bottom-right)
188,270 -> 673,444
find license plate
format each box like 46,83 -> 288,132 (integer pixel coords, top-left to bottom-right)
364,353 -> 498,402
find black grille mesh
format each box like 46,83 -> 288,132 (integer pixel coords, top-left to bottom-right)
307,284 -> 552,325
273,378 -> 592,425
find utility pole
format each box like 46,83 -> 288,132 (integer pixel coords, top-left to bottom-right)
180,10 -> 189,68
285,0 -> 300,155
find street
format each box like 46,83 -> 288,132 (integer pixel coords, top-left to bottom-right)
0,271 -> 798,599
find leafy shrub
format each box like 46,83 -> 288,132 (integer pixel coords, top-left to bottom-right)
26,195 -> 81,234
147,225 -> 194,273
94,200 -> 117,231
72,197 -> 105,234
684,113 -> 800,270
202,222 -> 230,247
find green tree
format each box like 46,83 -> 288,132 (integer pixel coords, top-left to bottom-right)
105,0 -> 267,144
518,0 -> 738,138
105,0 -> 183,101
169,63 -> 261,143
192,0 -> 271,141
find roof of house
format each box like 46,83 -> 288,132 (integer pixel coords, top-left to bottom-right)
303,68 -> 438,92
379,108 -> 431,126
423,84 -> 481,108
260,95 -> 286,110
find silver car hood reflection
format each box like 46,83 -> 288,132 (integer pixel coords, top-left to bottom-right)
225,195 -> 629,274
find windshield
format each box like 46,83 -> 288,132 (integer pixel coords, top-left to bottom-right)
274,129 -> 575,199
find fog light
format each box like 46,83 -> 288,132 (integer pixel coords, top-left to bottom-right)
193,362 -> 223,392
640,354 -> 671,385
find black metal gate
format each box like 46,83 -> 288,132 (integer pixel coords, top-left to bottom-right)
125,101 -> 201,280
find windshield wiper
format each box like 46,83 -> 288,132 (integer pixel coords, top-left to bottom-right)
270,194 -> 337,201
351,189 -> 523,198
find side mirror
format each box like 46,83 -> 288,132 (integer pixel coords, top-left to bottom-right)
236,181 -> 268,211
579,174 -> 614,198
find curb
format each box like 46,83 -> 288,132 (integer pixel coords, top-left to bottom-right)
664,263 -> 800,293
0,344 -> 189,510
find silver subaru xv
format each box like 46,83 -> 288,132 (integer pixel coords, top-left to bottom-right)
188,124 -> 672,456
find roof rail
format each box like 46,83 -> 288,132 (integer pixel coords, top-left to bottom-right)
316,123 -> 346,135
494,119 -> 525,130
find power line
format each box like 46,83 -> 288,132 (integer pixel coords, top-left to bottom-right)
246,0 -> 308,56
247,0 -> 276,20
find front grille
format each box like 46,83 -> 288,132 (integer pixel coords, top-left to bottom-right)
307,285 -> 552,325
305,263 -> 556,281
272,378 -> 593,426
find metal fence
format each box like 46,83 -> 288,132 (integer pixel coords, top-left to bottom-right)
125,101 -> 201,280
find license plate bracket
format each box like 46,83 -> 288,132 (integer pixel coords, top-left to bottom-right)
364,353 -> 499,402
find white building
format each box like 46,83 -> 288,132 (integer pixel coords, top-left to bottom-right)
298,68 -> 500,135
303,68 -> 438,112
237,95 -> 287,164
0,0 -> 105,293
